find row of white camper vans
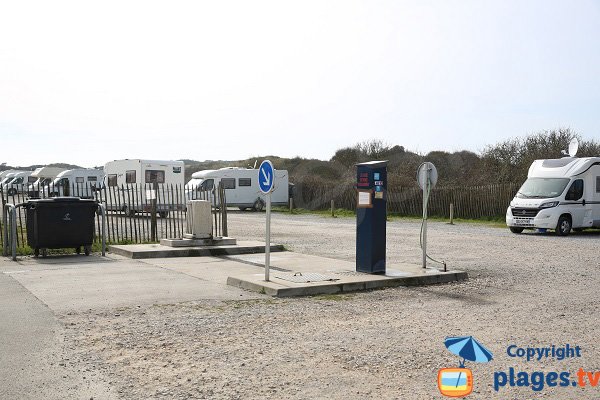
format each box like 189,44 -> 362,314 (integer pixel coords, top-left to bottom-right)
1,160 -> 290,214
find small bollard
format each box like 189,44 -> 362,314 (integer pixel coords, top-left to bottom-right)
449,203 -> 454,225
331,199 -> 335,217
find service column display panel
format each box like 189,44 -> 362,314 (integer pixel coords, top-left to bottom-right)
355,160 -> 388,274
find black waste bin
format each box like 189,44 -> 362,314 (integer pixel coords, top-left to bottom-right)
26,198 -> 98,257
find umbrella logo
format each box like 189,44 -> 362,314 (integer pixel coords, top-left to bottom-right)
438,336 -> 493,397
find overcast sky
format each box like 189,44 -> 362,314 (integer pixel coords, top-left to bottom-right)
1,0 -> 599,168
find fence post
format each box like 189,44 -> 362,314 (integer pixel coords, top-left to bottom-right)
289,197 -> 294,212
449,203 -> 454,225
331,199 -> 335,217
151,182 -> 158,242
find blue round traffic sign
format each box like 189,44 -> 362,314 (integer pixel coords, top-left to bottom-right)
258,160 -> 274,194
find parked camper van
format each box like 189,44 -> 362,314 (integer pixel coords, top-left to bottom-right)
104,159 -> 185,217
1,171 -> 35,195
27,167 -> 67,197
2,171 -> 35,195
0,169 -> 26,180
506,155 -> 600,236
185,167 -> 289,211
43,168 -> 105,198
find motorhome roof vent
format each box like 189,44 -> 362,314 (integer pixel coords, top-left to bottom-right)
542,158 -> 575,168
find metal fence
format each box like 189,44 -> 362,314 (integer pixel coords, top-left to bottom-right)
0,182 -> 228,250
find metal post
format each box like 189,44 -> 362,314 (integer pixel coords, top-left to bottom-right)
2,205 -> 8,256
98,203 -> 107,256
422,167 -> 430,269
265,193 -> 271,281
10,206 -> 16,261
331,199 -> 335,217
289,197 -> 293,212
449,203 -> 454,225
151,182 -> 158,242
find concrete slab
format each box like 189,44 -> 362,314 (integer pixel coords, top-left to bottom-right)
0,250 -> 465,313
225,252 -> 467,297
109,240 -> 285,259
3,257 -> 262,313
159,236 -> 237,247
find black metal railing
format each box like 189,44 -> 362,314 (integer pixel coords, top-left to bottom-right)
0,182 -> 228,251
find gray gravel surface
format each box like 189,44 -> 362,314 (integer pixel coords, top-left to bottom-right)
63,212 -> 600,399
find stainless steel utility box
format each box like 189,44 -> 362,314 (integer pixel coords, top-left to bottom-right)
184,200 -> 212,239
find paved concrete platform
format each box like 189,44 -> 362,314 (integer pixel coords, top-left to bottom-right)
0,250 -> 466,313
225,252 -> 467,297
160,236 -> 237,247
0,254 -> 263,313
109,240 -> 285,259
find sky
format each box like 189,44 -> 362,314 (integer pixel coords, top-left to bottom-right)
1,0 -> 599,168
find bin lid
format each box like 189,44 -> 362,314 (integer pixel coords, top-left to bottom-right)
27,197 -> 97,204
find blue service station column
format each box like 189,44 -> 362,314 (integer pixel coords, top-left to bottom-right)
356,160 -> 388,274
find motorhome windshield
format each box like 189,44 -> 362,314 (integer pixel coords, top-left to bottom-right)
52,177 -> 68,186
516,178 -> 570,199
1,177 -> 14,184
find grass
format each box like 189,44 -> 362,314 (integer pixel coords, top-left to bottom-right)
272,206 -> 506,227
7,236 -> 158,257
314,293 -> 356,301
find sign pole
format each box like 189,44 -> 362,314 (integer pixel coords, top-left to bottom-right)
265,192 -> 271,281
422,167 -> 429,269
258,160 -> 275,282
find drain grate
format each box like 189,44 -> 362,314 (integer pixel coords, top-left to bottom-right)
274,272 -> 340,283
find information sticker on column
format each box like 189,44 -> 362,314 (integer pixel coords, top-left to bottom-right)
357,190 -> 373,208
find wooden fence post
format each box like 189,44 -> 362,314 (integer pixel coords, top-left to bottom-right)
331,199 -> 335,217
449,203 -> 454,225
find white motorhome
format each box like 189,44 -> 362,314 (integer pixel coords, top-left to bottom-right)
44,168 -> 105,198
104,159 -> 185,217
506,156 -> 600,236
186,167 -> 290,211
27,167 -> 67,197
0,169 -> 26,180
1,171 -> 35,195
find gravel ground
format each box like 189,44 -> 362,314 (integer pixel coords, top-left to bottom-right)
63,212 -> 600,399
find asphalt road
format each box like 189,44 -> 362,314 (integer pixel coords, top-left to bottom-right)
0,272 -> 114,399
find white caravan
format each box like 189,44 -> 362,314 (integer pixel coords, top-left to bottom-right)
27,167 -> 67,197
186,167 -> 289,211
104,159 -> 185,217
44,168 -> 105,198
506,154 -> 600,236
1,171 -> 35,195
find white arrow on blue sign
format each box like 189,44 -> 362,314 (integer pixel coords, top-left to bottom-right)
258,160 -> 274,194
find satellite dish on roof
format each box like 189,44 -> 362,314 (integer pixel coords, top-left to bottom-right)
568,138 -> 579,157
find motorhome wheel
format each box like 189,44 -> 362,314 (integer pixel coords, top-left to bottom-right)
509,227 -> 524,234
253,199 -> 264,212
159,211 -> 169,218
555,216 -> 572,236
7,188 -> 16,196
